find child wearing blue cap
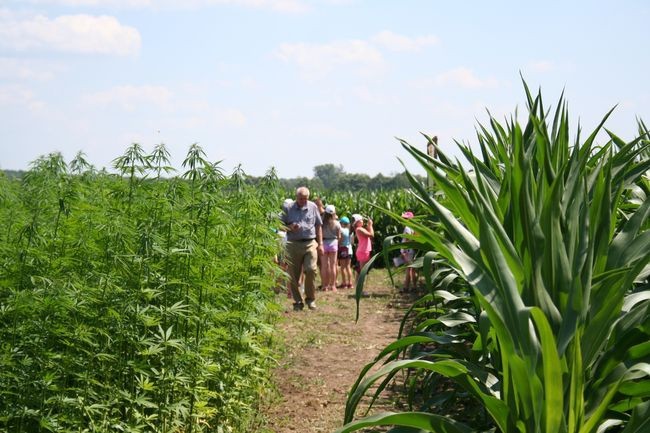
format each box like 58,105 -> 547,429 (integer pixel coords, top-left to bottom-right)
337,216 -> 353,288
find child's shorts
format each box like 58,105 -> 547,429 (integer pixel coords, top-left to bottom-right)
401,249 -> 415,262
323,238 -> 338,253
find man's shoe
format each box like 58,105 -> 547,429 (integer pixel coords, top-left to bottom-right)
293,302 -> 304,311
307,301 -> 317,310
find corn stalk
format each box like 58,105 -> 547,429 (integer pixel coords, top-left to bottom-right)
340,83 -> 650,433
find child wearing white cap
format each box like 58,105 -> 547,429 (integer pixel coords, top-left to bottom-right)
321,204 -> 341,291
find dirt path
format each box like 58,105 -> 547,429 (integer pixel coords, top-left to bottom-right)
259,270 -> 408,433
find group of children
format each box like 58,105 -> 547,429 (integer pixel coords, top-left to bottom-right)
319,205 -> 374,291
276,198 -> 417,297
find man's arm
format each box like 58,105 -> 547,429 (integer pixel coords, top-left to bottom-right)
281,207 -> 297,232
316,224 -> 324,254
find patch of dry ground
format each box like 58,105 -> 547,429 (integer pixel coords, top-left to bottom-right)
258,270 -> 411,433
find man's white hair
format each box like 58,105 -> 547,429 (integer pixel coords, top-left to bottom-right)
296,186 -> 310,197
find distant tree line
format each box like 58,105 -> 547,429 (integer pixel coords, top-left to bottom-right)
249,163 -> 425,191
2,170 -> 25,180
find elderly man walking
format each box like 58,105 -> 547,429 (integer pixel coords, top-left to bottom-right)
281,186 -> 323,311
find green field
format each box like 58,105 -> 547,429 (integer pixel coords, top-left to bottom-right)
0,145 -> 285,432
1,87 -> 649,433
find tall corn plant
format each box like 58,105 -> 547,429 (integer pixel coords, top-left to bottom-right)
339,85 -> 650,433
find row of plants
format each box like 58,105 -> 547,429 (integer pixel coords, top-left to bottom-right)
343,84 -> 650,432
0,144 -> 284,432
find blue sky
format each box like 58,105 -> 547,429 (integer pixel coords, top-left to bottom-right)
2,0 -> 649,178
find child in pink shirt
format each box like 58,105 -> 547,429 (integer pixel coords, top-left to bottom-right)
352,214 -> 374,277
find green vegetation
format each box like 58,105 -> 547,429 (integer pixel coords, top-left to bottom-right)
341,85 -> 650,432
3,84 -> 648,433
242,163 -> 426,192
0,144 -> 284,432
0,169 -> 26,180
6,158 -> 424,190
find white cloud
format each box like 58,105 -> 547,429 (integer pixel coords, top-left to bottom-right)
319,0 -> 356,4
274,31 -> 439,80
435,67 -> 499,90
199,0 -> 308,13
274,39 -> 384,80
23,0 -> 152,6
0,84 -> 46,111
22,0 -> 308,13
0,57 -> 59,81
0,11 -> 141,56
83,85 -> 172,111
372,30 -> 439,52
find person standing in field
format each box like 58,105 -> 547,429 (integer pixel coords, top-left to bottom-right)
352,213 -> 374,280
281,187 -> 323,311
337,216 -> 353,289
313,196 -> 326,289
400,210 -> 418,292
321,204 -> 341,292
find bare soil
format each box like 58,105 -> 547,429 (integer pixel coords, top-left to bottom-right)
257,269 -> 411,433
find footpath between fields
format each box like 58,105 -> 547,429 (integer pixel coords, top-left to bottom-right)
259,269 -> 412,432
